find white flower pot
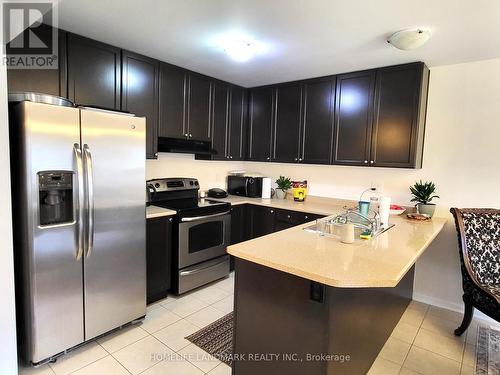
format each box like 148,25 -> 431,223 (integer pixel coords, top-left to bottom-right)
276,189 -> 287,199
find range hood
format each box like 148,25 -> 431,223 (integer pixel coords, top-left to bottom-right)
157,137 -> 216,155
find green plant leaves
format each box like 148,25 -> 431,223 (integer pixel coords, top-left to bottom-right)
409,180 -> 439,205
275,175 -> 292,191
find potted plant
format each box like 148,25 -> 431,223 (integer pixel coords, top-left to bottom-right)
275,176 -> 292,199
409,180 -> 440,217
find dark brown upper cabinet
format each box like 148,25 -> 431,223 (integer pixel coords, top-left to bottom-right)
248,87 -> 274,161
333,70 -> 376,166
187,73 -> 212,141
211,82 -> 230,160
7,25 -> 67,97
273,83 -> 303,163
300,78 -> 335,164
209,84 -> 247,161
67,34 -> 121,110
159,63 -> 187,139
121,50 -> 160,159
228,86 -> 247,160
371,63 -> 429,168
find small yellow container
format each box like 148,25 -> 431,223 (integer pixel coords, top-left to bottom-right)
292,180 -> 308,202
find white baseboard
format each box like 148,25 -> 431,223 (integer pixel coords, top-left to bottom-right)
413,292 -> 499,325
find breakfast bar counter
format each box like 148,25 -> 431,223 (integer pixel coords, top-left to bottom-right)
227,207 -> 446,288
226,197 -> 446,375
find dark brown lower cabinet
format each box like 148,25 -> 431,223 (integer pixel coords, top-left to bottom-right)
274,209 -> 324,231
233,259 -> 414,375
229,204 -> 250,270
274,209 -> 307,231
146,216 -> 173,304
249,205 -> 276,238
232,204 -> 324,241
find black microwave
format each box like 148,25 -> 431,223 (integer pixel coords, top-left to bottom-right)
227,176 -> 263,198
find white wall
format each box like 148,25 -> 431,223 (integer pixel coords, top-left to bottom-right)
148,58 -> 500,317
0,27 -> 18,375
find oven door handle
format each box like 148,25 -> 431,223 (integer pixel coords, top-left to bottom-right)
179,257 -> 228,276
180,211 -> 230,222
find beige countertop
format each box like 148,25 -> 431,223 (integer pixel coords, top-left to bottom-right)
225,195 -> 446,288
146,205 -> 176,219
212,195 -> 356,215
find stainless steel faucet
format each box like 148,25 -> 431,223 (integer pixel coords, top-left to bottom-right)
333,208 -> 382,233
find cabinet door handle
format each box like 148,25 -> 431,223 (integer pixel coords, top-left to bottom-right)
299,158 -> 303,162
184,133 -> 189,137
287,215 -> 291,219
364,160 -> 368,164
266,157 -> 270,161
305,215 -> 309,220
230,156 -> 233,159
270,210 -> 274,214
370,160 -> 374,164
189,134 -> 193,138
168,217 -> 173,222
294,158 -> 298,161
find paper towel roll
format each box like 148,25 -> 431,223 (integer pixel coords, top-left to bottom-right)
340,223 -> 355,244
261,177 -> 272,199
379,196 -> 391,228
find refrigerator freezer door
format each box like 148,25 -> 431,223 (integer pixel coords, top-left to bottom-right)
11,101 -> 84,363
80,109 -> 146,339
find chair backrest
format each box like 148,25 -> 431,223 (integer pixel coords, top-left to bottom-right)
450,208 -> 500,293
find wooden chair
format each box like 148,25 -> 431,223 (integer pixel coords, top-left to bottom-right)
450,208 -> 500,336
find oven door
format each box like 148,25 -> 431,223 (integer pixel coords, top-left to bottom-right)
178,211 -> 231,268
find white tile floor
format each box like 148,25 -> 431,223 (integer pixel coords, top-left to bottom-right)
18,273 -> 497,375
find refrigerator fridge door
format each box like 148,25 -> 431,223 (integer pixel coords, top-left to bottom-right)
10,101 -> 84,363
80,108 -> 146,339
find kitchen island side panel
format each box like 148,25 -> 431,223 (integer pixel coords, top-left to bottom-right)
327,266 -> 414,374
233,259 -> 329,375
232,259 -> 414,375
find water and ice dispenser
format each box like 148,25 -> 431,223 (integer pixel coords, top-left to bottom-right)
38,171 -> 74,226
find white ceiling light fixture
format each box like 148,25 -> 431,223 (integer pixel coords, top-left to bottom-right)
387,29 -> 431,50
211,31 -> 270,62
223,39 -> 255,62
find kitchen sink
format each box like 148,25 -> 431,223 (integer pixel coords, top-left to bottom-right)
303,216 -> 395,239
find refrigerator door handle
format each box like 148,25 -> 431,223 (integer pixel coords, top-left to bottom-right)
83,144 -> 95,258
74,143 -> 85,260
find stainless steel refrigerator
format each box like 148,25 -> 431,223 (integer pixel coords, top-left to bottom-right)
9,96 -> 146,365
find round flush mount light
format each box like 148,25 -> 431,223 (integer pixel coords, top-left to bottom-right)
387,29 -> 431,50
223,39 -> 255,62
210,31 -> 270,62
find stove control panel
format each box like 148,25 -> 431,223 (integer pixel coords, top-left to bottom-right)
147,178 -> 199,192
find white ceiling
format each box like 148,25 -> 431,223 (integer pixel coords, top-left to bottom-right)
56,0 -> 500,87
